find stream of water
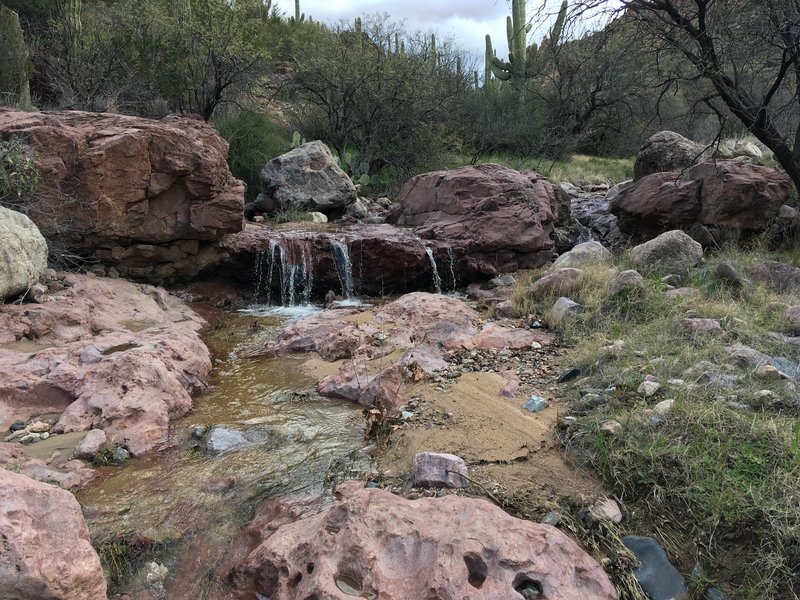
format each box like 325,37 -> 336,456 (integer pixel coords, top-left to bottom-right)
77,309 -> 371,597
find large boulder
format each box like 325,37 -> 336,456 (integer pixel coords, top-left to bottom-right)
0,109 -> 245,282
631,230 -> 703,275
611,160 -> 790,240
0,206 -> 47,300
0,273 -> 211,455
634,131 -> 702,180
247,140 -> 357,216
0,469 -> 107,599
389,164 -> 563,273
232,481 -> 618,599
685,160 -> 790,230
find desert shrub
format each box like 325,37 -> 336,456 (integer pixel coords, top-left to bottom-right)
213,108 -> 292,200
0,137 -> 40,210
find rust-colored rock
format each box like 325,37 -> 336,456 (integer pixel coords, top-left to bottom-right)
0,274 -> 211,455
231,480 -> 618,599
0,109 -> 245,282
390,164 -> 562,273
612,160 -> 790,240
0,469 -> 107,599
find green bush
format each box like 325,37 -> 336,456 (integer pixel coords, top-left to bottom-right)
0,137 -> 40,210
213,109 -> 292,201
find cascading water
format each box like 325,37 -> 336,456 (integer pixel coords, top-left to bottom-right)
445,246 -> 457,291
425,247 -> 443,294
253,238 -> 314,306
330,238 -> 355,300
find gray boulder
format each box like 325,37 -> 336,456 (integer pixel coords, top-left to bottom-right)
249,141 -> 356,216
547,297 -> 585,326
553,240 -> 612,268
631,230 -> 703,275
0,206 -> 48,301
634,131 -> 702,180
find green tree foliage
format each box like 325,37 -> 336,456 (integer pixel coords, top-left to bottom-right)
289,15 -> 471,184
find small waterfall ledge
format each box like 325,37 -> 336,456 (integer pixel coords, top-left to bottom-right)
218,223 -> 479,303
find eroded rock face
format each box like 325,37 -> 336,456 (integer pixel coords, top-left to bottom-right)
247,140 -> 357,216
0,109 -> 245,282
0,469 -> 107,600
634,131 -> 702,180
231,481 -> 618,600
0,274 -> 211,455
390,164 -> 563,273
0,206 -> 48,301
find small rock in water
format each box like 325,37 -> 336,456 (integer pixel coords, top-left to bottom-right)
205,426 -> 262,455
522,396 -> 549,412
638,381 -> 661,397
112,447 -> 131,463
27,421 -> 51,433
623,536 -> 689,600
74,429 -> 107,459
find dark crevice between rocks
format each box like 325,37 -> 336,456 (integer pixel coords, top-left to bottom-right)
464,552 -> 488,589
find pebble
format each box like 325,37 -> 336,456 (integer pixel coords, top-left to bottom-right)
638,381 -> 661,397
540,511 -> 561,527
648,415 -> 665,428
191,425 -> 208,439
726,401 -> 752,411
601,420 -> 622,435
587,498 -> 623,524
27,421 -> 51,433
653,399 -> 675,416
522,396 -> 549,412
667,378 -> 685,386
9,420 -> 26,432
557,368 -> 583,383
112,447 -> 131,463
754,365 -> 783,381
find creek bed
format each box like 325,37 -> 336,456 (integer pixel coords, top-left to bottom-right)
77,306 -> 370,597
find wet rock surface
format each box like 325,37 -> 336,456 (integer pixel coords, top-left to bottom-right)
232,480 -> 618,600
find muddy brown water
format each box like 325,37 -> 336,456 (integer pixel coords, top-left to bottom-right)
77,307 -> 370,598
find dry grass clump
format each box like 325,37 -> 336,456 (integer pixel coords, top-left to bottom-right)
516,247 -> 800,599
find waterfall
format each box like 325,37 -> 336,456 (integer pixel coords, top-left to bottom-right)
252,237 -> 314,306
330,238 -> 355,300
445,246 -> 457,292
425,247 -> 443,294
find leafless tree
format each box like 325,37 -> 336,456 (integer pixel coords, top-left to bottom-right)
556,0 -> 800,191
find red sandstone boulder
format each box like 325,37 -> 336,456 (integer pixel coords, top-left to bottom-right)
389,164 -> 563,272
0,469 -> 107,599
232,481 -> 618,599
612,160 -> 790,240
0,274 -> 211,455
0,109 -> 245,282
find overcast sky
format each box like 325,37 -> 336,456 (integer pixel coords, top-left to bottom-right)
272,0 -> 569,68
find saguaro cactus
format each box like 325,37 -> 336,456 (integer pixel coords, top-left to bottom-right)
485,0 -> 567,87
289,0 -> 305,24
430,33 -> 437,66
0,6 -> 32,108
63,0 -> 82,50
